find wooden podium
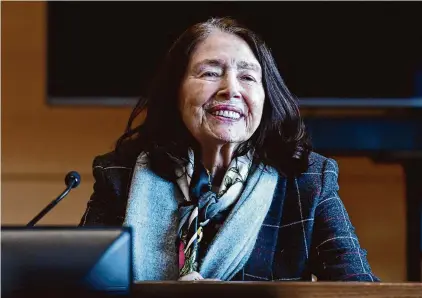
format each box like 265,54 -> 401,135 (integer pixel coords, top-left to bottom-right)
133,281 -> 422,298
3,281 -> 422,297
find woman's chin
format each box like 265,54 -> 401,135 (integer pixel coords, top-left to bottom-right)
207,130 -> 246,144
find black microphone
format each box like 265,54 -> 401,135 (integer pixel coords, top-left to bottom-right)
26,171 -> 81,227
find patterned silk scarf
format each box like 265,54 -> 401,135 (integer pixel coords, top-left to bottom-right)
175,149 -> 253,279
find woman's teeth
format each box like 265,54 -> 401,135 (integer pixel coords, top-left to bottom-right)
211,110 -> 241,119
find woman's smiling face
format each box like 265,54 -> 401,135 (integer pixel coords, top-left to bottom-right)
179,30 -> 265,147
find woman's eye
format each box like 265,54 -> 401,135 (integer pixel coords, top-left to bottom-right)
241,75 -> 256,82
202,71 -> 220,77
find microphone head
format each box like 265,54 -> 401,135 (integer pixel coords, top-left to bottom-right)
65,171 -> 81,188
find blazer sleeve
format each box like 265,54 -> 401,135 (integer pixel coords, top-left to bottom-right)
79,157 -> 115,226
311,158 -> 380,281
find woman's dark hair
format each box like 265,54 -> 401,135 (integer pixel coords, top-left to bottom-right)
115,17 -> 312,179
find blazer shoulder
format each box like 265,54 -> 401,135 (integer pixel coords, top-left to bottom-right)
305,151 -> 339,175
92,150 -> 135,170
93,138 -> 145,169
291,152 -> 339,209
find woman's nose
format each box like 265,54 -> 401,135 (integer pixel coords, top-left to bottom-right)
216,73 -> 241,100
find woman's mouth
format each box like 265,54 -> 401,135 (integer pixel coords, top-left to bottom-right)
210,110 -> 241,120
206,105 -> 244,121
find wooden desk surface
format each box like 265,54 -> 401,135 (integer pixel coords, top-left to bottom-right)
134,281 -> 422,298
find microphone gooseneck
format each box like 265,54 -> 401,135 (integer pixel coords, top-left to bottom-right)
26,171 -> 81,227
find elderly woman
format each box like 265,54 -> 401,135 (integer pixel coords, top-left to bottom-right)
79,17 -> 379,282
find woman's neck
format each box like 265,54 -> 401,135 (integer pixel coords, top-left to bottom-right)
200,143 -> 238,186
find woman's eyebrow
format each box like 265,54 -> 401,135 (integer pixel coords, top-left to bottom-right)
192,59 -> 225,72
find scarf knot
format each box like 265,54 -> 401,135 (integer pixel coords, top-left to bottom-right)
178,191 -> 219,232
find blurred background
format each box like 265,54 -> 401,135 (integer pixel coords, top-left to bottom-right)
2,1 -> 422,283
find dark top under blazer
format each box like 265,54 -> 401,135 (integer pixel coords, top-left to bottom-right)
79,150 -> 380,282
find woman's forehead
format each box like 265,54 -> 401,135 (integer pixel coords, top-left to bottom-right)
189,31 -> 260,68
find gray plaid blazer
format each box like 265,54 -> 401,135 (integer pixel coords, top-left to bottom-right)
79,151 -> 380,282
